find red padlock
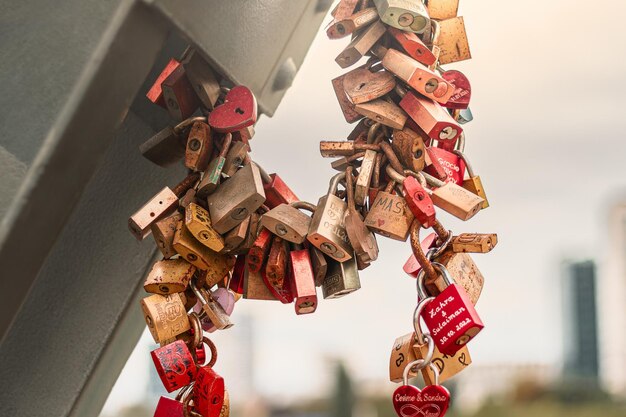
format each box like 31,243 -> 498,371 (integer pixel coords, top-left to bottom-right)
262,172 -> 299,209
229,255 -> 246,295
153,396 -> 184,417
146,58 -> 180,108
289,245 -> 318,315
425,147 -> 466,185
399,91 -> 462,148
403,232 -> 438,277
247,228 -> 272,272
161,65 -> 200,122
441,69 -> 472,110
150,340 -> 197,393
208,86 -> 257,133
193,366 -> 225,417
418,263 -> 484,355
386,166 -> 436,229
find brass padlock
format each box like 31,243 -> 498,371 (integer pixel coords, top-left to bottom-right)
454,149 -> 489,209
392,126 -> 427,172
422,171 -> 484,221
151,211 -> 183,259
308,173 -> 353,262
431,249 -> 484,305
141,293 -> 190,344
181,49 -> 221,110
197,133 -> 233,199
373,0 -> 430,33
129,187 -> 179,240
426,0 -> 459,20
184,121 -> 213,172
144,258 -> 196,295
185,202 -> 225,252
260,202 -> 316,244
344,166 -> 379,264
190,280 -> 233,330
335,20 -> 386,69
364,179 -> 414,241
322,256 -> 360,299
451,233 -> 497,254
206,162 -> 266,234
222,216 -> 250,253
243,264 -> 279,301
222,141 -> 249,177
435,16 -> 471,65
172,221 -> 235,287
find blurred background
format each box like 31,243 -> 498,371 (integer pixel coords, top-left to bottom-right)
88,0 -> 625,416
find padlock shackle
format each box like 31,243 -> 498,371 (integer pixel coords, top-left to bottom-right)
173,116 -> 206,134
367,122 -> 383,144
380,142 -> 404,174
410,220 -> 438,281
201,336 -> 218,368
453,149 -> 475,177
189,312 -> 203,349
413,296 -> 434,345
190,279 -> 208,305
403,169 -> 428,188
345,166 -> 356,211
402,358 -> 440,387
328,172 -> 346,195
255,163 -> 273,185
290,201 -> 317,213
421,170 -> 446,188
385,164 -> 406,183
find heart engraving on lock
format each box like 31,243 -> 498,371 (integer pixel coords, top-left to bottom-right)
393,384 -> 450,417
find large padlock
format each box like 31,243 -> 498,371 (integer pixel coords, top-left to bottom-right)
185,202 -> 225,252
141,293 -> 190,344
322,256 -> 360,299
151,211 -> 183,259
193,366 -> 225,417
289,243 -> 318,315
454,149 -> 489,208
424,147 -> 466,185
335,20 -> 386,68
263,236 -> 294,303
308,173 -> 353,262
382,49 -> 454,104
206,162 -> 265,234
197,133 -> 233,199
422,171 -> 484,220
161,65 -> 200,122
373,0 -> 431,34
344,166 -> 379,264
418,262 -> 484,355
182,49 -> 221,110
144,258 -> 196,295
185,120 -> 214,172
191,280 -> 233,331
364,178 -> 414,241
151,339 -> 197,392
435,16 -> 471,65
172,221 -> 235,286
327,7 -> 378,39
260,201 -> 315,244
399,90 -> 463,146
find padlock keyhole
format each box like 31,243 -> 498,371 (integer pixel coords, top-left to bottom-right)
235,107 -> 245,115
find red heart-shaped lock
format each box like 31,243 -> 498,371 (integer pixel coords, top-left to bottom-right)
208,86 -> 257,132
441,70 -> 471,110
393,384 -> 450,417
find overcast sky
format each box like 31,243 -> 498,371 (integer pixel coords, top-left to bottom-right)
103,0 -> 626,413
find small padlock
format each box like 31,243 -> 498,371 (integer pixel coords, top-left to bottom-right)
308,172 -> 353,262
151,212 -> 183,259
185,121 -> 214,172
387,26 -> 436,66
208,86 -> 257,133
193,287 -> 235,332
191,280 -> 233,331
146,58 -> 180,108
193,365 -> 225,417
391,126 -> 427,173
344,166 -> 379,264
454,149 -> 489,208
172,221 -> 235,286
392,359 -> 450,417
185,203 -> 225,252
421,171 -> 484,221
182,49 -> 221,110
399,90 -> 463,146
450,233 -> 497,254
258,166 -> 299,209
342,67 -> 396,105
327,7 -> 378,39
206,162 -> 266,234
289,243 -> 318,315
373,0 -> 431,34
263,236 -> 294,303
140,117 -> 200,168
335,20 -> 386,68
387,166 -> 436,228
229,212 -> 260,255
222,216 -> 250,252
222,141 -> 249,177
144,258 -> 196,295
260,201 -> 315,244
332,71 -> 365,123
229,255 -> 246,295
440,69 -> 471,110
197,133 -> 233,199
246,227 -> 272,272
161,65 -> 200,122
354,99 -> 407,130
243,264 -> 278,301
418,262 -> 484,355
424,147 -> 466,185
322,256 -> 360,299
435,16 -> 471,65
309,245 -> 329,287
151,339 -> 197,392
128,187 -> 179,240
141,293 -> 190,344
382,49 -> 454,104
364,178 -> 414,241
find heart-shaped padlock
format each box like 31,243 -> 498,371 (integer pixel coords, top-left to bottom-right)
208,86 -> 257,133
393,358 -> 450,417
441,70 -> 471,110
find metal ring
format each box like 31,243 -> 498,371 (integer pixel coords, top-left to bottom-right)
189,312 -> 203,349
413,297 -> 434,344
290,201 -> 317,213
203,337 -> 218,368
430,230 -> 453,259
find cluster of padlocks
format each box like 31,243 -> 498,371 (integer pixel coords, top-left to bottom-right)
129,1 -> 496,416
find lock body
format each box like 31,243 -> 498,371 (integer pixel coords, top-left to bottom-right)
402,176 -> 436,228
185,121 -> 214,172
322,256 -> 360,299
365,190 -> 414,241
129,187 -> 179,240
260,204 -> 311,244
182,50 -> 221,110
146,58 -> 180,107
289,248 -> 318,314
141,293 -> 190,344
373,0 -> 431,34
335,20 -> 386,68
151,340 -> 197,392
263,173 -> 299,208
430,182 -> 483,220
185,203 -> 225,252
194,366 -> 225,417
151,212 -> 183,259
391,127 -> 427,172
425,147 -> 466,185
308,194 -> 352,262
153,396 -> 184,417
400,91 -> 462,145
162,65 -> 200,121
144,258 -> 196,295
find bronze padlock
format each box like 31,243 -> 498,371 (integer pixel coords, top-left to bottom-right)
206,162 -> 266,234
129,187 -> 179,240
222,216 -> 250,253
141,293 -> 190,344
451,233 -> 497,254
335,20 -> 386,68
151,212 -> 183,259
222,141 -> 249,177
430,250 -> 484,305
185,202 -> 225,252
181,49 -> 221,110
391,126 -> 427,172
184,121 -> 213,172
344,166 -> 379,264
435,16 -> 471,65
243,264 -> 279,301
260,202 -> 316,244
144,258 -> 196,295
364,180 -> 414,241
322,256 -> 360,299
422,171 -> 484,221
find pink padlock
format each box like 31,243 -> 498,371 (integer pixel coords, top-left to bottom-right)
193,288 -> 235,332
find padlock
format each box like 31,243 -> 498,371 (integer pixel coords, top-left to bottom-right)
451,233 -> 497,253
319,140 -> 380,158
392,359 -> 450,417
264,236 -> 294,303
197,133 -> 233,199
335,20 -> 386,68
418,262 -> 484,355
222,216 -> 249,252
206,162 -> 266,234
399,90 -> 462,146
246,228 -> 272,272
172,221 -> 235,285
354,122 -> 383,205
354,99 -> 407,130
144,258 -> 196,295
342,67 -> 396,105
424,147 -> 465,185
139,117 -> 207,167
260,201 -> 315,244
426,0 -> 459,20
185,121 -> 214,172
387,27 -> 436,66
243,264 -> 278,301
373,0 -> 431,34
258,167 -> 299,209
185,203 -> 225,252
193,366 -> 225,417
327,7 -> 378,39
229,211 -> 260,256
153,396 -> 184,417
364,179 -> 414,241
289,243 -> 318,315
422,171 -> 484,221
191,280 -> 233,331
435,16 -> 471,65
429,249 -> 484,305
208,86 -> 257,133
343,166 -> 379,264
129,187 -> 179,240
382,49 -> 454,103
387,166 -> 436,228
308,173 -> 353,262
151,212 -> 183,259
440,69 -> 471,110
232,125 -> 254,152
151,339 -> 197,392
332,71 -> 365,123
182,49 -> 221,110
322,256 -> 360,299
222,141 -> 248,177
391,126 -> 427,172
456,107 -> 473,124
389,332 -> 422,383
454,150 -> 489,208
229,255 -> 246,295
146,58 -> 180,108
332,0 -> 360,21
141,293 -> 190,344
161,65 -> 200,122
180,188 -> 197,209
309,245 -> 328,287
193,287 -> 235,332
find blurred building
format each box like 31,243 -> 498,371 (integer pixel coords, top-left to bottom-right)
561,259 -> 600,383
599,202 -> 626,398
